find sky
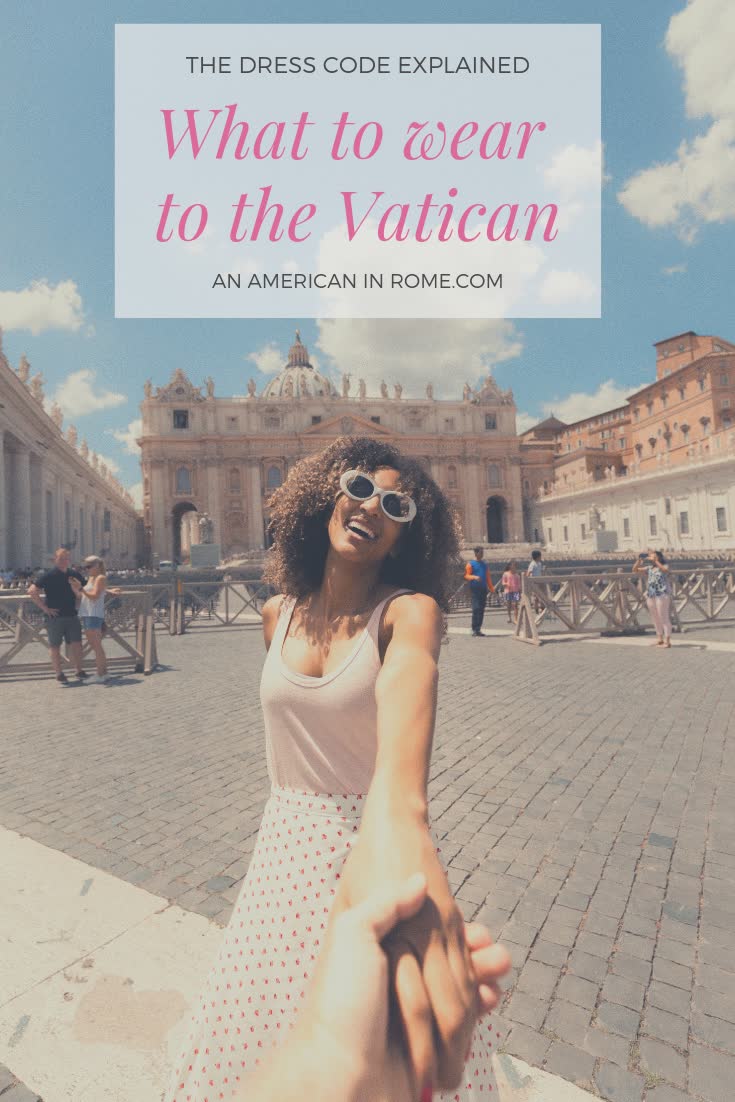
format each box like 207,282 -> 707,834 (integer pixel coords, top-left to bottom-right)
1,0 -> 733,507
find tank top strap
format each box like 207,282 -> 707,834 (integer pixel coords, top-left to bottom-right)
269,594 -> 297,652
365,588 -> 414,641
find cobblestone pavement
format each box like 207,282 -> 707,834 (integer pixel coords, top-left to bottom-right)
0,1066 -> 41,1102
2,621 -> 735,1102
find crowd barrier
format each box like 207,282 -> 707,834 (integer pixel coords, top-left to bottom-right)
0,590 -> 158,678
514,567 -> 735,645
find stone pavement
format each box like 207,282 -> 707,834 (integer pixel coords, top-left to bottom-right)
0,1068 -> 41,1102
2,617 -> 735,1102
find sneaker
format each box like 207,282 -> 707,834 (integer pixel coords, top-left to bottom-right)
91,674 -> 109,684
76,670 -> 89,681
56,672 -> 69,685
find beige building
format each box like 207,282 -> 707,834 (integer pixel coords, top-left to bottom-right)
139,332 -> 527,563
0,332 -> 141,570
523,330 -> 735,554
534,427 -> 735,555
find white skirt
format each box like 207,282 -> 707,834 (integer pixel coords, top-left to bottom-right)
165,787 -> 501,1101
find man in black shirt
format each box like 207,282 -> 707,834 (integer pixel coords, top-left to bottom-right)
28,547 -> 88,684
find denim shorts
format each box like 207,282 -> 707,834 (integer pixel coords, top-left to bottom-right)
80,616 -> 104,630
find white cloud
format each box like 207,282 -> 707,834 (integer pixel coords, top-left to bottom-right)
515,411 -> 539,434
543,140 -> 605,195
0,279 -> 86,335
109,418 -> 142,456
667,0 -> 735,121
618,0 -> 735,239
127,482 -> 143,509
246,335 -> 322,377
662,263 -> 687,275
315,319 -> 523,400
539,269 -> 597,306
50,369 -> 127,418
246,342 -> 284,376
537,379 -> 645,426
94,452 -> 121,476
618,120 -> 735,239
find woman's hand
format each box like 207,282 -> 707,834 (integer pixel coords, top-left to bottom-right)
69,577 -> 83,594
339,818 -> 479,1094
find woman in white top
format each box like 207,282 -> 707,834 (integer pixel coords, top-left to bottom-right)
71,555 -> 110,682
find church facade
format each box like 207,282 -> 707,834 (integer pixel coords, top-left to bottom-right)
138,333 -> 532,563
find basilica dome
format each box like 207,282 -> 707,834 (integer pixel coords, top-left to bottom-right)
260,332 -> 334,399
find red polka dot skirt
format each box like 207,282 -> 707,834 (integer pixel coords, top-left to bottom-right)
165,787 -> 501,1100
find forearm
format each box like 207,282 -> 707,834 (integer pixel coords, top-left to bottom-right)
243,1023 -> 367,1102
367,652 -> 438,824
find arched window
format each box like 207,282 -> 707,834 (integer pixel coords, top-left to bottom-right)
176,466 -> 191,494
229,467 -> 241,493
487,463 -> 501,487
447,464 -> 457,489
266,465 -> 283,490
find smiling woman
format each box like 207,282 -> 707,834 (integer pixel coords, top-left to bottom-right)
262,436 -> 459,609
165,437 -> 505,1102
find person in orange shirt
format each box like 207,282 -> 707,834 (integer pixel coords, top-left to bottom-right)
464,546 -> 495,636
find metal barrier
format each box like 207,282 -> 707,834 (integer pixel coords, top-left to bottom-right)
515,568 -> 735,645
448,581 -> 504,613
168,580 -> 274,634
0,590 -> 158,678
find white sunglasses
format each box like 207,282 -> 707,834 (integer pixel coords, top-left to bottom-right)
338,470 -> 417,523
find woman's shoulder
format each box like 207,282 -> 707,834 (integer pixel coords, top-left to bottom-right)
262,593 -> 289,624
380,589 -> 441,628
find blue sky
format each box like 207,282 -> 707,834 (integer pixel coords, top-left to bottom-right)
1,0 -> 733,503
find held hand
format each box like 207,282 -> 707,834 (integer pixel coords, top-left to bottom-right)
340,825 -> 480,1093
253,876 -> 511,1102
305,872 -> 429,1102
46,607 -> 60,618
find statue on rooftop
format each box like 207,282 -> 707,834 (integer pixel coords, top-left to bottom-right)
29,372 -> 45,401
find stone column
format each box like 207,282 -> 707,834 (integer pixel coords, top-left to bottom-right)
464,458 -> 482,543
12,445 -> 32,568
0,430 -> 7,568
29,455 -> 44,566
249,461 -> 264,549
150,463 -> 168,561
206,460 -> 224,547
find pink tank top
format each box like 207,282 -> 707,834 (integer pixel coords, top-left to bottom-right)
260,590 -> 412,794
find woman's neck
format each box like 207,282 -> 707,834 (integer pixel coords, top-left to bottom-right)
312,554 -> 384,620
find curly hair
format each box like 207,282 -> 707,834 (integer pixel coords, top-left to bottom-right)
262,437 -> 461,611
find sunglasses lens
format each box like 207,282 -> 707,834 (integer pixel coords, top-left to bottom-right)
345,474 -> 374,499
382,492 -> 411,519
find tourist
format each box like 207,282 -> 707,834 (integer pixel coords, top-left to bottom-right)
166,438 -> 506,1101
464,545 -> 495,636
633,549 -> 672,648
501,560 -> 521,624
526,548 -> 544,614
27,548 -> 88,684
69,555 -> 115,683
242,872 -> 510,1102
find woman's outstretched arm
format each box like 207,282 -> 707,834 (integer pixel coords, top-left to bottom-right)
339,592 -> 479,1095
